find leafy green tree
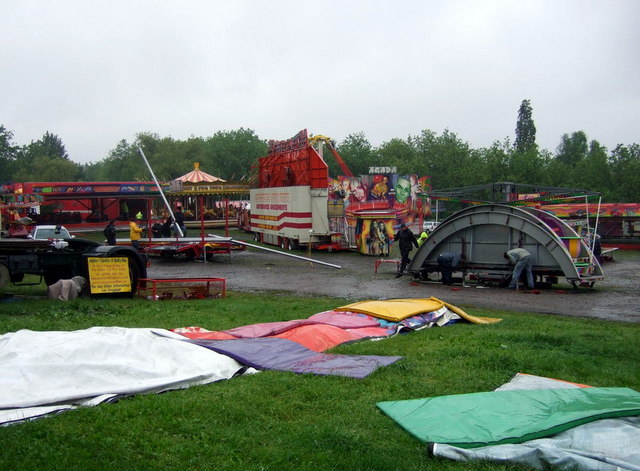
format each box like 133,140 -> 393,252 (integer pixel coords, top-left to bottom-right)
334,132 -> 378,177
204,128 -> 267,181
574,140 -> 612,196
477,139 -> 511,183
13,131 -> 81,182
507,146 -> 548,185
94,139 -> 142,181
376,137 -> 416,175
556,131 -> 588,168
12,154 -> 81,182
0,125 -> 18,182
514,99 -> 537,153
412,129 -> 476,189
609,143 -> 640,201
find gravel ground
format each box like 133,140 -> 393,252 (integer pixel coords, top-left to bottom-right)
147,234 -> 640,324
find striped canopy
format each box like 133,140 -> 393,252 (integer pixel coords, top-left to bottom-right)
176,163 -> 226,183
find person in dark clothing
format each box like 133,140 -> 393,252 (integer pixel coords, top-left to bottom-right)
174,207 -> 186,237
103,219 -> 117,245
151,220 -> 163,238
437,253 -> 466,285
393,223 -> 419,278
161,218 -> 173,238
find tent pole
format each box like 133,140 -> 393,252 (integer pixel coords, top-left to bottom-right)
206,234 -> 341,269
137,147 -> 183,237
225,197 -> 229,237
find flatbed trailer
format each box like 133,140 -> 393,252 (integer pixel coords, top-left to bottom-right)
0,237 -> 147,295
115,236 -> 245,260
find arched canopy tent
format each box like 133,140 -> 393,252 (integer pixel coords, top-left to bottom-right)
411,183 -> 604,288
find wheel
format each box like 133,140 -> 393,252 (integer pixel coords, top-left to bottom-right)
43,268 -> 73,286
280,238 -> 288,250
126,255 -> 142,292
0,264 -> 9,290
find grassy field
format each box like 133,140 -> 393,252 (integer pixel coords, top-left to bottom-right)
1,283 -> 639,470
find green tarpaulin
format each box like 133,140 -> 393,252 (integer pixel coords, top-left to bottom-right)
377,387 -> 640,448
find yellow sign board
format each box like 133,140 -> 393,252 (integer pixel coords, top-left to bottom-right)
87,257 -> 132,294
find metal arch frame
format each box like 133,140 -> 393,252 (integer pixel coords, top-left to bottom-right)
408,204 -> 604,285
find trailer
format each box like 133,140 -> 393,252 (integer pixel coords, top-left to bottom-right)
140,236 -> 245,260
250,129 -> 351,251
0,236 -> 147,295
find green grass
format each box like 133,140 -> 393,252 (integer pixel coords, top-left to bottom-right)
0,286 -> 639,471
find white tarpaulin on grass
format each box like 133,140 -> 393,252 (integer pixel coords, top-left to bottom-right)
0,326 -> 249,425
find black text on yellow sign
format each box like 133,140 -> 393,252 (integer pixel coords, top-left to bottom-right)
87,257 -> 131,294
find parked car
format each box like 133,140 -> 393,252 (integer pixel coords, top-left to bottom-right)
422,221 -> 440,233
31,225 -> 74,249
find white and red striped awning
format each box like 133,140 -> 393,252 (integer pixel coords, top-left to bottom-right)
176,163 -> 226,183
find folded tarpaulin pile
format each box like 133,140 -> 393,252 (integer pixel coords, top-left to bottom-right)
173,298 -> 500,378
377,373 -> 640,470
0,327 -> 249,426
174,297 -> 502,352
334,297 -> 502,324
190,337 -> 402,379
0,298 -> 498,426
174,298 -> 500,378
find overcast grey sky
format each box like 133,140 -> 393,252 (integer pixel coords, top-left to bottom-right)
2,0 -> 638,165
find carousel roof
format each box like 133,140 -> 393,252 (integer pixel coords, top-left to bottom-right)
176,162 -> 226,183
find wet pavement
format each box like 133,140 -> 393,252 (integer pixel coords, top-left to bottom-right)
147,241 -> 640,324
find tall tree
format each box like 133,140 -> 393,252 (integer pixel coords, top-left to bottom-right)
514,99 -> 537,153
335,132 -> 377,176
29,131 -> 70,160
574,140 -> 612,196
376,137 -> 416,175
0,125 -> 18,181
204,128 -> 267,180
413,129 -> 475,189
14,131 -> 80,181
556,131 -> 588,168
609,143 -> 640,202
478,139 -> 511,183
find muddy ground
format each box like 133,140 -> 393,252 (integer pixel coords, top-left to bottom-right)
147,237 -> 640,324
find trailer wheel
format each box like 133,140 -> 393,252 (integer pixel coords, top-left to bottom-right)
0,264 -> 9,290
124,254 -> 143,294
43,267 -> 74,286
280,238 -> 289,250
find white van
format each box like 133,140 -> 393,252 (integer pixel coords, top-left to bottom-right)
422,221 -> 440,233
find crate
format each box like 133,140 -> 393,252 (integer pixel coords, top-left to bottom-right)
137,277 -> 226,300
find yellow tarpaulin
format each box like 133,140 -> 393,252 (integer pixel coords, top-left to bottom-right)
336,297 -> 501,324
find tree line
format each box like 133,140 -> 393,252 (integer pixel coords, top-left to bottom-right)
1,101 -> 638,202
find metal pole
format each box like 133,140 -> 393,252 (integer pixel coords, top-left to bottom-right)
592,196 -> 603,255
137,147 -> 183,237
208,235 -> 342,269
